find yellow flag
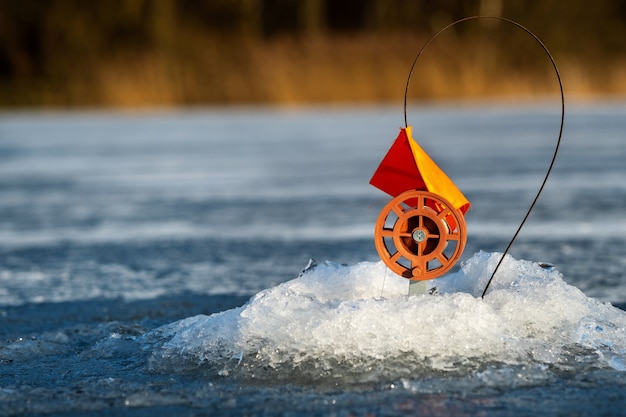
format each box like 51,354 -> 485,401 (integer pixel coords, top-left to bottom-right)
406,126 -> 470,214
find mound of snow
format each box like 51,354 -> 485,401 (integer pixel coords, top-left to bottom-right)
146,252 -> 626,384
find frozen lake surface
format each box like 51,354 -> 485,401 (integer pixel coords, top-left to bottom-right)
1,102 -> 626,415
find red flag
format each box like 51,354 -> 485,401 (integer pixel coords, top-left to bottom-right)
369,127 -> 426,197
370,126 -> 470,214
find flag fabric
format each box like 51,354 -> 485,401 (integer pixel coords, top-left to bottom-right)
370,126 -> 470,214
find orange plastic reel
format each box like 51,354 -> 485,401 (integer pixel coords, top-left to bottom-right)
374,190 -> 467,280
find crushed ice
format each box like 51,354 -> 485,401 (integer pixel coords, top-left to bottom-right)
146,252 -> 626,384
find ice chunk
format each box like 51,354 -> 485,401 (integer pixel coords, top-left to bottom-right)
147,252 -> 626,384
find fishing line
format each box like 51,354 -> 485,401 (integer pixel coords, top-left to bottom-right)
402,16 -> 565,298
380,265 -> 389,298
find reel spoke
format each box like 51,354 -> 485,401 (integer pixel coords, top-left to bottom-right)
437,208 -> 452,219
390,251 -> 402,263
436,253 -> 449,265
391,203 -> 405,218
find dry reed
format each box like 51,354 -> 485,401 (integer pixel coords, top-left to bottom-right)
3,33 -> 625,108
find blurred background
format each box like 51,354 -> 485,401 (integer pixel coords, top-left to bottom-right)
2,4 -> 626,413
1,0 -> 626,108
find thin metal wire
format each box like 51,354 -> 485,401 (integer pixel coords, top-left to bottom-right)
402,16 -> 565,299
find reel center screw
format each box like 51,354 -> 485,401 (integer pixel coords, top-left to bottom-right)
412,228 -> 427,243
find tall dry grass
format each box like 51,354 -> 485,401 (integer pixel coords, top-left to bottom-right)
4,33 -> 625,108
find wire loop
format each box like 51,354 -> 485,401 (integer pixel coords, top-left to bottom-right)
402,16 -> 565,298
